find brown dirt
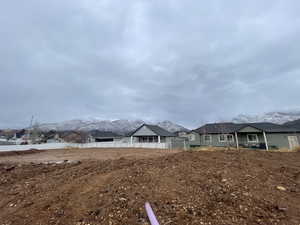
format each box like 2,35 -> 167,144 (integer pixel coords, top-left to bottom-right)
0,149 -> 43,157
0,149 -> 299,225
0,148 -> 180,164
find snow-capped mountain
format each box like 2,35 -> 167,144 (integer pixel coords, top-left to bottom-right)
37,119 -> 188,134
232,111 -> 300,124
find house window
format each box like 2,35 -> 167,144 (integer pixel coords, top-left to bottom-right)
189,134 -> 196,141
219,134 -> 226,142
247,134 -> 258,143
138,136 -> 159,143
204,135 -> 212,142
219,134 -> 234,142
227,134 -> 234,142
160,136 -> 166,143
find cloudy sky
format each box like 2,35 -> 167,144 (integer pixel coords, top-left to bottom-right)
1,0 -> 300,128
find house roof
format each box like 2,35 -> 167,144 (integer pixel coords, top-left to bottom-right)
89,130 -> 122,138
194,123 -> 243,134
194,122 -> 300,134
128,124 -> 176,137
243,123 -> 297,132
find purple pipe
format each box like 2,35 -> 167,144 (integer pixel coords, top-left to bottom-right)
145,202 -> 160,225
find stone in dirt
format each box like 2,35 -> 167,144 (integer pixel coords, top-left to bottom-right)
276,186 -> 287,191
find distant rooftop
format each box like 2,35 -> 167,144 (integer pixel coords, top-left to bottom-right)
129,124 -> 176,137
194,122 -> 300,134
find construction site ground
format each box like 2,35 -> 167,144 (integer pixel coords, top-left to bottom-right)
0,148 -> 299,225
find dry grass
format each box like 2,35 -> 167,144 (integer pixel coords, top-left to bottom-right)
191,146 -> 238,151
193,146 -> 300,152
270,146 -> 300,152
292,146 -> 300,152
269,148 -> 291,152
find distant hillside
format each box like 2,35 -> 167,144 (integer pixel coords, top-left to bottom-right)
37,119 -> 188,134
232,111 -> 300,124
283,119 -> 300,128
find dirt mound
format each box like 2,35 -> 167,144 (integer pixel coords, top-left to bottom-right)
0,150 -> 299,225
0,149 -> 42,157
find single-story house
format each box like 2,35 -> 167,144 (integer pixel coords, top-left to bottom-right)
88,130 -> 123,142
173,131 -> 189,137
60,131 -> 88,143
127,124 -> 189,149
0,129 -> 28,145
128,124 -> 176,143
193,122 -> 300,150
175,130 -> 201,147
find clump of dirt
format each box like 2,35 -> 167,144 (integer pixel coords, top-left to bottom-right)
0,150 -> 299,225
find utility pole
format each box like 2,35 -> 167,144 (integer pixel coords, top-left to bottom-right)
26,116 -> 34,144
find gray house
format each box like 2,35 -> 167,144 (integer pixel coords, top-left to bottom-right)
128,124 -> 176,143
176,130 -> 201,147
88,130 -> 123,142
193,122 -> 300,150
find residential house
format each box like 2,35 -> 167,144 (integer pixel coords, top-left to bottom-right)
60,131 -> 88,143
194,122 -> 300,150
175,130 -> 201,147
88,130 -> 123,142
128,124 -> 176,143
0,129 -> 27,145
127,124 -> 188,149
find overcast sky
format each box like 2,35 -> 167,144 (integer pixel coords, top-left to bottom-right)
1,0 -> 300,128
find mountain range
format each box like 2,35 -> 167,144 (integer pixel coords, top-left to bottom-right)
37,119 -> 189,134
232,111 -> 300,124
33,111 -> 300,134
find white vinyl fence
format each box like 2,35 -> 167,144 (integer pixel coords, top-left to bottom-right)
0,142 -> 169,152
0,143 -> 69,152
73,142 -> 168,149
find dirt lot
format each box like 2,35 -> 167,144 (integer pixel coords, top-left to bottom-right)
0,149 -> 299,225
0,148 -> 179,164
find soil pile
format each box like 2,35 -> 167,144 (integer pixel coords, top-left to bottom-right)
0,150 -> 299,225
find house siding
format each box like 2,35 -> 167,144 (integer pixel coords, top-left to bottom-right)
200,134 -> 236,147
188,132 -> 201,147
200,133 -> 264,148
237,133 -> 265,145
133,126 -> 156,136
198,132 -> 300,149
238,126 -> 261,133
266,133 -> 300,149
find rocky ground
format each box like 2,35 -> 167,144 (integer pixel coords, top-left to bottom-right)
0,149 -> 299,225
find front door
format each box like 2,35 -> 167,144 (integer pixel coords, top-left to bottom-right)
288,136 -> 299,149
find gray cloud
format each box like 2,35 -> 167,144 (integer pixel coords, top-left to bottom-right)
1,0 -> 300,128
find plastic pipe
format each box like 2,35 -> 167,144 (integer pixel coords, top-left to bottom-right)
145,202 -> 160,225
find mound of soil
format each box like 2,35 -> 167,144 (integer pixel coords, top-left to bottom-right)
0,150 -> 299,225
0,149 -> 42,157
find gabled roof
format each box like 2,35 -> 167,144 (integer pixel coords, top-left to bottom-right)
194,123 -> 244,134
128,124 -> 176,137
242,123 -> 296,132
194,122 -> 300,134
